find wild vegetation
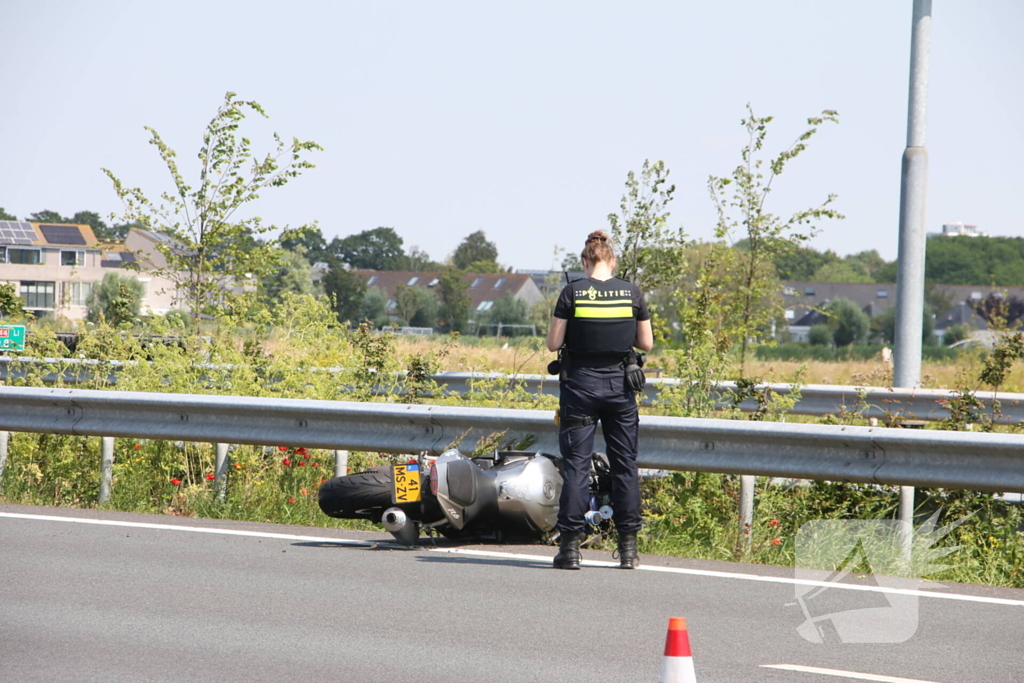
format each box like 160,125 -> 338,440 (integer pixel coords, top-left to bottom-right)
3,96 -> 1023,587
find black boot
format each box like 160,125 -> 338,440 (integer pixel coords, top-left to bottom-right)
553,530 -> 581,570
617,531 -> 638,569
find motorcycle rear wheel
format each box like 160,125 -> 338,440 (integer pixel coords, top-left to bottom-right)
318,467 -> 393,521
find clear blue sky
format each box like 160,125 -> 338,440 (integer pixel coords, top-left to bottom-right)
1,1 -> 1021,270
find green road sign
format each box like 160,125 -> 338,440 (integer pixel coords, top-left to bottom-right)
0,325 -> 26,352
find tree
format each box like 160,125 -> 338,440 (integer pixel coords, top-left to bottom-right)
811,260 -> 872,283
769,243 -> 841,280
403,245 -> 442,272
845,250 -> 889,281
360,286 -> 389,328
87,272 -> 144,325
972,293 -> 1024,329
607,160 -> 686,296
322,262 -> 368,324
708,105 -> 843,368
331,227 -> 405,270
437,266 -> 471,332
485,294 -> 529,326
452,230 -> 498,271
0,282 -> 23,317
0,208 -> 17,221
808,323 -> 831,346
394,284 -> 439,327
26,209 -> 64,223
261,248 -> 315,305
825,297 -> 869,347
103,91 -> 321,330
280,225 -> 328,264
876,304 -> 935,344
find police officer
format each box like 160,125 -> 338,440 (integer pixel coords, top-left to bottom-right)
546,230 -> 653,570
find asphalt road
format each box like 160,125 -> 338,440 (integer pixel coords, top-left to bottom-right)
1,503 -> 1022,683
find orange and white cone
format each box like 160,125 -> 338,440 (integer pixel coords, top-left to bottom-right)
659,617 -> 696,683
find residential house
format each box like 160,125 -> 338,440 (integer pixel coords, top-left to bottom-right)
356,270 -> 543,323
0,220 -> 178,320
782,281 -> 1024,342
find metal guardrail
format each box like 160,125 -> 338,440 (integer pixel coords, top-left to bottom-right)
433,372 -> 1024,425
5,357 -> 1024,424
0,386 -> 1022,494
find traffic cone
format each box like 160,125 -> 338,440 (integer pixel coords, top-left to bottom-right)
659,617 -> 696,683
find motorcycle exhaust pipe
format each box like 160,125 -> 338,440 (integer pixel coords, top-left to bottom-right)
585,510 -> 604,526
382,507 -> 408,532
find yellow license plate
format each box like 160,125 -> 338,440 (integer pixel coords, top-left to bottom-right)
392,464 -> 422,504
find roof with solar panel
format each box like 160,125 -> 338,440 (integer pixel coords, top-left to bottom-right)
0,221 -> 99,247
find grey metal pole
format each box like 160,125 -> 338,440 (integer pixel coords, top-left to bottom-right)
894,0 -> 932,563
215,443 -> 229,500
738,475 -> 755,553
898,485 -> 915,568
894,0 -> 932,390
98,436 -> 114,504
0,430 -> 9,487
334,449 -> 349,478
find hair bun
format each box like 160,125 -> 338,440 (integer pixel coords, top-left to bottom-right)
586,230 -> 610,244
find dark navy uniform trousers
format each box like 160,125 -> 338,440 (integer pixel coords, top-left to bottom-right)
557,366 -> 642,534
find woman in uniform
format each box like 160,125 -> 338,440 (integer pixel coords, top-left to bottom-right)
546,230 -> 653,570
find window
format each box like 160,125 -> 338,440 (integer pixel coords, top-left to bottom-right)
470,278 -> 483,289
970,291 -> 982,301
804,287 -> 816,296
68,282 -> 93,306
427,278 -> 439,287
0,247 -> 5,263
407,276 -> 419,286
877,290 -> 888,298
367,275 -> 378,286
493,277 -> 506,289
61,250 -> 85,266
784,309 -> 795,320
20,281 -> 56,309
8,248 -> 41,265
477,300 -> 494,312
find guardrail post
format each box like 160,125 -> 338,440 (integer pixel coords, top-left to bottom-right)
98,437 -> 114,504
334,450 -> 348,477
899,486 -> 915,567
215,443 -> 229,500
738,475 -> 755,554
0,430 -> 9,487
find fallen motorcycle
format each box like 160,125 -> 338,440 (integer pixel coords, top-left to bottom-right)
318,449 -> 614,545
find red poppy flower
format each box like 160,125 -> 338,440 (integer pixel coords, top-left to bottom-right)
278,446 -> 289,452
312,463 -> 319,467
287,497 -> 297,504
772,538 -> 782,546
296,447 -> 307,456
300,488 -> 309,495
768,519 -> 780,527
205,473 -> 215,481
170,478 -> 182,486
297,461 -> 306,467
134,444 -> 141,450
282,458 -> 292,467
234,462 -> 242,470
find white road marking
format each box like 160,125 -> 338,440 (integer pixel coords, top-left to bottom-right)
760,664 -> 942,682
0,511 -> 371,546
428,547 -> 1024,607
3,511 -> 1024,609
